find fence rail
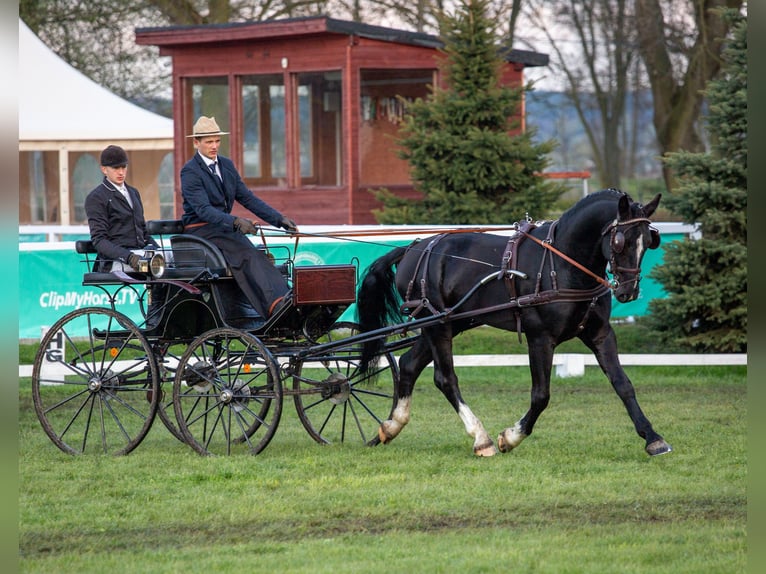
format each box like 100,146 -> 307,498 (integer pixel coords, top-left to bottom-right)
18,353 -> 746,379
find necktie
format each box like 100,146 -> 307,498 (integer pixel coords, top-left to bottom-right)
209,161 -> 220,180
120,186 -> 133,208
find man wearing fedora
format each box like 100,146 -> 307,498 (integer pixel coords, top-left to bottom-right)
84,144 -> 165,327
180,115 -> 298,319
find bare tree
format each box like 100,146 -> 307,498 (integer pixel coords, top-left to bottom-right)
523,0 -> 639,188
20,0 -> 173,105
145,0 -> 333,24
635,0 -> 744,189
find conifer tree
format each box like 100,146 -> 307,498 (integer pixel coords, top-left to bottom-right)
647,11 -> 746,352
373,0 -> 561,224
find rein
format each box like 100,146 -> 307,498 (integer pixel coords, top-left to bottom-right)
267,217 -> 652,293
520,230 -> 613,290
285,226 -> 521,268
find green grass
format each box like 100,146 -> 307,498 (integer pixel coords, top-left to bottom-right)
17,319 -> 686,365
450,318 -> 687,355
19,363 -> 746,573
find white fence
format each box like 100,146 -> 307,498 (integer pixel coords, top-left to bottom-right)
445,353 -> 746,377
19,353 -> 746,379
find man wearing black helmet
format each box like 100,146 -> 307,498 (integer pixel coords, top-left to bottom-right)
84,144 -> 165,326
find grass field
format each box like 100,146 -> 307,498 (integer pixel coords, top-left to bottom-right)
19,345 -> 746,573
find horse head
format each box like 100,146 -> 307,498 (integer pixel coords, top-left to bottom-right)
602,192 -> 662,303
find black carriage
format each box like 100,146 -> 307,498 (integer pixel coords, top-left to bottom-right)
31,220 -> 402,456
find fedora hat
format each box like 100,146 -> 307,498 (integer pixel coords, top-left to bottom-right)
187,116 -> 229,138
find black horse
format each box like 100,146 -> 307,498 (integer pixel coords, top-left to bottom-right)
357,188 -> 672,457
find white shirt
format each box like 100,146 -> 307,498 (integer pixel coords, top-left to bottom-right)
199,152 -> 221,179
108,179 -> 133,208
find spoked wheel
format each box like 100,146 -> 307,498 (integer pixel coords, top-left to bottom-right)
292,322 -> 399,445
31,307 -> 160,455
173,328 -> 282,456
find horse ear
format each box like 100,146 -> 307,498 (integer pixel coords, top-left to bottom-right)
618,193 -> 631,221
642,193 -> 662,218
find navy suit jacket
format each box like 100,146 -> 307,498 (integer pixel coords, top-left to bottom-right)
180,152 -> 283,231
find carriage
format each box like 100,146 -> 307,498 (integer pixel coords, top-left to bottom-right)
31,189 -> 672,458
31,219 -> 407,456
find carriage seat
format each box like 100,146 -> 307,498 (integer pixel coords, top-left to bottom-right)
76,240 -> 145,285
144,219 -> 230,279
146,219 -> 184,235
76,230 -> 232,284
167,234 -> 231,279
148,219 -> 290,278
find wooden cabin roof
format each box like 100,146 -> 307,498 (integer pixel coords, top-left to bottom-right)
135,16 -> 549,68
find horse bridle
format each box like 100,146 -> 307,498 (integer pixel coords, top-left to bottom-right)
521,217 -> 659,291
601,217 -> 659,288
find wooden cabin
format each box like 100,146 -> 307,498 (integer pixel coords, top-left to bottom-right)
135,16 -> 548,224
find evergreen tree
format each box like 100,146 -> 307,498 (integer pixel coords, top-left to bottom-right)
647,10 -> 746,352
373,0 -> 562,225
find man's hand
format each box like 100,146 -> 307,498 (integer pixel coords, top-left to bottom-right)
233,217 -> 258,235
127,253 -> 141,270
279,217 -> 298,233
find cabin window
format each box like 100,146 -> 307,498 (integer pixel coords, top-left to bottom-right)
359,69 -> 433,186
239,71 -> 343,188
189,77 -> 230,157
241,74 -> 286,184
294,71 -> 343,187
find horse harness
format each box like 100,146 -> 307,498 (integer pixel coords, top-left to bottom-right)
399,222 -> 613,340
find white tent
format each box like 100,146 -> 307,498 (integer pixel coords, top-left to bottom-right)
18,20 -> 173,225
19,19 -> 172,142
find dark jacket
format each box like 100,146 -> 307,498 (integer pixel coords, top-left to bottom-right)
84,178 -> 155,266
180,152 -> 283,230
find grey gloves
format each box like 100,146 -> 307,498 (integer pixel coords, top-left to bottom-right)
233,217 -> 258,235
279,217 -> 298,233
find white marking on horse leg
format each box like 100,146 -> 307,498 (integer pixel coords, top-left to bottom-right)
458,403 -> 497,457
497,422 -> 528,453
378,396 -> 411,443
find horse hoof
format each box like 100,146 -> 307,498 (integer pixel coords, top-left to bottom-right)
646,439 -> 672,456
497,424 -> 528,453
378,427 -> 391,444
474,443 -> 498,457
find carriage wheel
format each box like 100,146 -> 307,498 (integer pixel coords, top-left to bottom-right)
292,322 -> 399,445
31,307 -> 160,455
172,328 -> 282,456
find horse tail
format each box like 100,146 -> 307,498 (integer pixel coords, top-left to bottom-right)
356,246 -> 407,375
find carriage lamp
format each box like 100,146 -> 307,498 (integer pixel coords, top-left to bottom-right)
136,250 -> 166,279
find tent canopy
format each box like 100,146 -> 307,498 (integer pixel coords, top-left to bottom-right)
19,19 -> 172,142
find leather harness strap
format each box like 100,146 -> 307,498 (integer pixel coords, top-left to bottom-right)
499,220 -> 537,342
401,234 -> 447,317
398,221 -> 613,338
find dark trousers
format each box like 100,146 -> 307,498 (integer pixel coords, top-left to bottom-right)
188,226 -> 289,318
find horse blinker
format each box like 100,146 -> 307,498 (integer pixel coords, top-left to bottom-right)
611,231 -> 625,253
649,227 -> 660,249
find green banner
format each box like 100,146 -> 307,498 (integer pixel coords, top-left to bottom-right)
19,232 -> 680,340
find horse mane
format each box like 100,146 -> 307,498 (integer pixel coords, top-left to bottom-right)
557,188 -> 630,226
